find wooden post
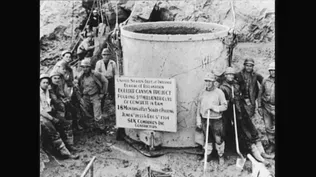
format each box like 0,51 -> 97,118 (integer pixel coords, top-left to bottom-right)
90,164 -> 94,177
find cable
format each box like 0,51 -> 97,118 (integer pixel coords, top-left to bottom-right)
70,0 -> 97,53
230,0 -> 236,30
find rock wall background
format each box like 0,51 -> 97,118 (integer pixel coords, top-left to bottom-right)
40,0 -> 275,74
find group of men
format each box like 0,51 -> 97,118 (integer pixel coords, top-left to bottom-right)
40,48 -> 275,165
40,47 -> 118,159
196,58 -> 275,165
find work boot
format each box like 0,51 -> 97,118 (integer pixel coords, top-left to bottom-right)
95,118 -> 106,132
206,143 -> 213,162
266,143 -> 275,154
197,154 -> 212,162
265,144 -> 275,159
59,146 -> 79,159
256,141 -> 274,159
250,144 -> 266,163
74,120 -> 83,131
66,144 -> 80,153
216,142 -> 225,165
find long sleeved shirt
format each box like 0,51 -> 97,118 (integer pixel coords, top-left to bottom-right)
196,88 -> 227,120
78,70 -> 108,95
82,74 -> 99,95
95,59 -> 118,79
52,60 -> 74,97
219,80 -> 242,113
258,76 -> 275,107
235,69 -> 264,105
40,87 -> 54,121
40,87 -> 52,113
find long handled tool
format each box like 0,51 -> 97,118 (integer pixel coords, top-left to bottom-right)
232,86 -> 246,169
203,110 -> 211,176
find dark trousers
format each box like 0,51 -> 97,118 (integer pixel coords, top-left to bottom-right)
108,78 -> 115,99
201,117 -> 224,144
40,116 -> 73,152
223,106 -> 260,153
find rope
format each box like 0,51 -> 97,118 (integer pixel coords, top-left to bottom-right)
70,0 -> 96,54
71,1 -> 74,44
230,0 -> 236,30
99,0 -> 104,23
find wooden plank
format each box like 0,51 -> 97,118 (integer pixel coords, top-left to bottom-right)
80,156 -> 96,177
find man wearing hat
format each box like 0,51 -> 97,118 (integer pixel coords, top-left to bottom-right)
77,32 -> 95,60
40,73 -> 79,159
89,9 -> 102,37
77,58 -> 108,132
53,50 -> 83,131
52,50 -> 74,95
258,61 -> 275,158
95,48 -> 118,102
48,70 -> 80,153
220,67 -> 270,162
219,67 -> 241,150
235,58 -> 264,118
235,58 -> 269,161
196,72 -> 228,165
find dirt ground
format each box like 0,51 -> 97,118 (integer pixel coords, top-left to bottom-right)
40,96 -> 275,177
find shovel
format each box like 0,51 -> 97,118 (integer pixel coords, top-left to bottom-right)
203,110 -> 211,177
247,154 -> 274,177
232,86 -> 246,169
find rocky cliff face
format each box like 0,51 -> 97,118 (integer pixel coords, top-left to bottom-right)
125,0 -> 274,43
40,0 -> 274,73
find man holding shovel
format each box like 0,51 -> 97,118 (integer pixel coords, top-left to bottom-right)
196,72 -> 228,165
220,67 -> 270,163
235,58 -> 272,161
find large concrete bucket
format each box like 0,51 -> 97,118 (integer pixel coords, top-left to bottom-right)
120,21 -> 230,147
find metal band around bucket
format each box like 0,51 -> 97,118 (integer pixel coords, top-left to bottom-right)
120,21 -> 230,42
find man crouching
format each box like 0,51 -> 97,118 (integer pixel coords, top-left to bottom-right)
196,72 -> 228,165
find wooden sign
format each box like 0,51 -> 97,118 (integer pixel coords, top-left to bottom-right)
115,76 -> 177,132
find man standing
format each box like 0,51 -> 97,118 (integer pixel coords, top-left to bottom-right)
235,58 -> 272,160
95,48 -> 118,102
220,67 -> 270,162
235,58 -> 264,118
258,62 -> 275,158
40,73 -> 79,159
196,72 -> 228,165
89,9 -> 102,37
77,58 -> 108,132
77,32 -> 95,60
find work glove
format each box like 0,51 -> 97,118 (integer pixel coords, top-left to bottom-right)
99,93 -> 105,99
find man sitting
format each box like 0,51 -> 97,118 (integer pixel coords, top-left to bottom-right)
40,73 -> 79,159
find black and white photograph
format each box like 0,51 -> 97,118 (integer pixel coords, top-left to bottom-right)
40,0 -> 275,176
